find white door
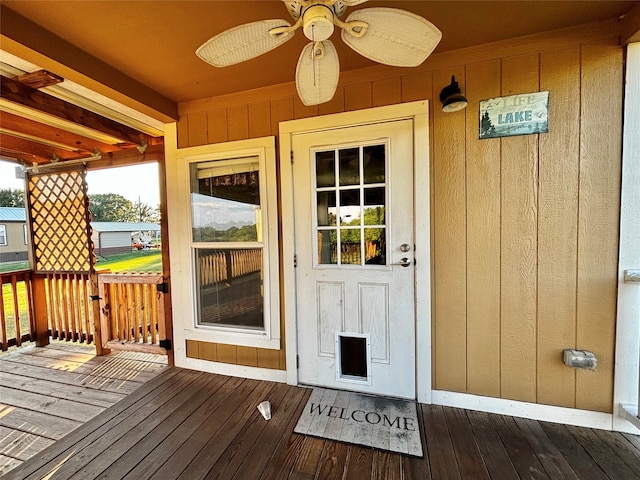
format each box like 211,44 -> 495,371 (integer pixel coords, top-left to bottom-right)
292,119 -> 416,399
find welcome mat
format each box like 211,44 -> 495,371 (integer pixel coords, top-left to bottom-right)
294,388 -> 423,457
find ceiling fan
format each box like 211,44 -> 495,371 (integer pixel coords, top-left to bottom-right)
196,0 -> 442,106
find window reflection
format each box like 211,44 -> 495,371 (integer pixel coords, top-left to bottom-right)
314,143 -> 387,266
195,248 -> 264,329
191,169 -> 260,243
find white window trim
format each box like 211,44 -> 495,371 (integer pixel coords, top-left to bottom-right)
0,224 -> 6,246
170,136 -> 280,351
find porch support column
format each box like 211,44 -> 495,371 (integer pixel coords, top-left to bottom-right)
31,274 -> 49,347
613,41 -> 640,434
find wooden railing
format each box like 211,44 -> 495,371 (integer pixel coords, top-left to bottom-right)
98,272 -> 166,354
1,269 -> 167,357
46,272 -> 94,343
0,270 -> 35,351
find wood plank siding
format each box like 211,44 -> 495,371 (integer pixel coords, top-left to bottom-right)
3,364 -> 640,479
176,23 -> 623,411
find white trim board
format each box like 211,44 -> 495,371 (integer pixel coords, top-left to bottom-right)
181,357 -> 287,383
432,390 -> 639,432
613,41 -> 640,435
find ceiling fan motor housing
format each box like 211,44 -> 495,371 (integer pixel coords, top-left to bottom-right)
302,4 -> 335,41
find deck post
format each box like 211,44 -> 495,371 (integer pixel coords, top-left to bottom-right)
31,274 -> 50,347
91,273 -> 110,356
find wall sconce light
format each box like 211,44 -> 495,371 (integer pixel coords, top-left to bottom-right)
439,75 -> 468,112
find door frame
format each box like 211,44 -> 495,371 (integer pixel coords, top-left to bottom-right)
279,101 -> 432,403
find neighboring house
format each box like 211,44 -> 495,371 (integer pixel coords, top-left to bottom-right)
0,206 -> 27,263
91,222 -> 160,256
1,1 -> 639,437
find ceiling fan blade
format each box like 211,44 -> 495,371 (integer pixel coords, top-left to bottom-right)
340,0 -> 368,5
196,19 -> 294,67
341,7 -> 442,67
296,40 -> 340,106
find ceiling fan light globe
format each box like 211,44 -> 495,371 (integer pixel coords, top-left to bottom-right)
302,4 -> 335,41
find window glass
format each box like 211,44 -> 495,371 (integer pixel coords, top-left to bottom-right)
0,225 -> 6,246
314,144 -> 387,266
190,159 -> 267,331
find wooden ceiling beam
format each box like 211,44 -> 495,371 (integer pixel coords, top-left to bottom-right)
0,111 -> 129,157
86,144 -> 164,170
1,74 -> 158,147
0,132 -> 87,163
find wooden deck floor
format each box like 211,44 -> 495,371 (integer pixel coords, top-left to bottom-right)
0,342 -> 169,476
1,353 -> 639,480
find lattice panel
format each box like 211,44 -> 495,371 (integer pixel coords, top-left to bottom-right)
27,167 -> 94,273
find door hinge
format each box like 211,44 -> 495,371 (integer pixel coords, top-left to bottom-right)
293,254 -> 297,268
156,282 -> 169,293
290,151 -> 294,164
296,355 -> 299,369
159,339 -> 172,350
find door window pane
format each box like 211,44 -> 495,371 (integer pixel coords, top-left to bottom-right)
339,148 -> 360,186
339,189 -> 361,225
340,228 -> 361,265
363,144 -> 386,184
364,187 -> 385,225
317,230 -> 338,265
314,144 -> 387,266
364,228 -> 386,265
316,151 -> 335,187
317,191 -> 337,226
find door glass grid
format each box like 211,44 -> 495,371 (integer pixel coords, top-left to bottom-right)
315,144 -> 386,266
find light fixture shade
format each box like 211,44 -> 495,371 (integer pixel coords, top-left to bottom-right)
440,75 -> 468,112
196,19 -> 294,67
342,7 -> 442,67
296,40 -> 340,106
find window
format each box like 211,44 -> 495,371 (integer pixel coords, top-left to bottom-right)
23,224 -> 28,245
0,225 -> 6,246
315,143 -> 387,266
185,138 -> 280,348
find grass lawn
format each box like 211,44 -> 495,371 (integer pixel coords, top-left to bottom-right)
96,250 -> 162,273
1,281 -> 29,344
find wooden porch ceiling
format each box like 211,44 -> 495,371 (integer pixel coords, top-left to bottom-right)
1,2 -> 638,171
0,74 -> 164,168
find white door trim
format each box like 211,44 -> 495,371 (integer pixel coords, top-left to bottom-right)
613,42 -> 640,434
279,101 -> 432,403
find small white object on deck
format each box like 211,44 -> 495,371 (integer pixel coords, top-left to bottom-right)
258,400 -> 271,420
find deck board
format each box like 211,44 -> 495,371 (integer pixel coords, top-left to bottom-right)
2,343 -> 640,479
0,342 -> 169,475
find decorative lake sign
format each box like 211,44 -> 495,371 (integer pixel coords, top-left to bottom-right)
479,91 -> 549,139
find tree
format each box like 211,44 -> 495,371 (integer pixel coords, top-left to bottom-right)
480,111 -> 496,137
0,188 -> 25,207
88,193 -> 136,222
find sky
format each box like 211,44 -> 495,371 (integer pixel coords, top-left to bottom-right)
0,160 -> 160,206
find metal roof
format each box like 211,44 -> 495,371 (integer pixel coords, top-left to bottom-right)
0,206 -> 26,222
91,222 -> 160,233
